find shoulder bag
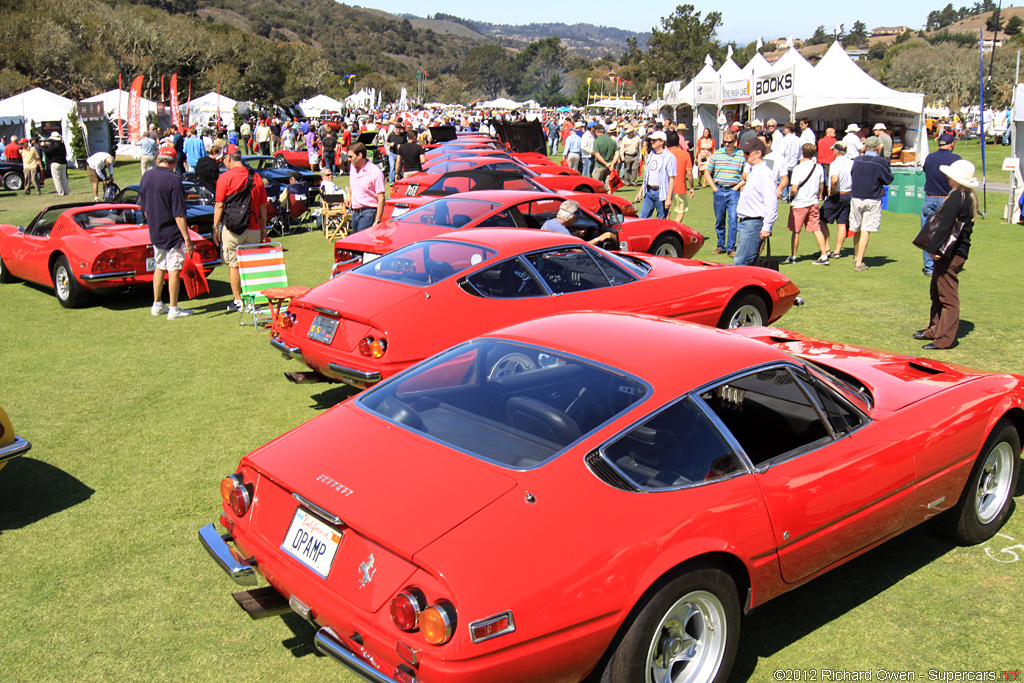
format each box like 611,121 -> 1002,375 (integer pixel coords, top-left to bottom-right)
912,194 -> 965,256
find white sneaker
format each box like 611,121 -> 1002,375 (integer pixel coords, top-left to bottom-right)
225,300 -> 244,313
93,196 -> 99,201
167,306 -> 195,320
151,302 -> 169,316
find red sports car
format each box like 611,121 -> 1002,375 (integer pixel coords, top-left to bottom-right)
382,170 -> 636,221
275,229 -> 798,388
395,158 -> 603,197
201,312 -> 1022,683
0,203 -> 220,308
333,190 -> 705,276
272,149 -> 313,169
424,152 -> 578,177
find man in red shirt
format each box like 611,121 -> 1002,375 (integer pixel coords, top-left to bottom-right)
817,127 -> 837,183
4,135 -> 21,162
212,144 -> 269,313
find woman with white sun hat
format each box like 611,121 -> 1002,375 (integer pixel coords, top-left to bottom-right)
914,158 -> 979,350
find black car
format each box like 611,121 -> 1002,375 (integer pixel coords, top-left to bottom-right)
1,160 -> 25,191
113,182 -> 216,238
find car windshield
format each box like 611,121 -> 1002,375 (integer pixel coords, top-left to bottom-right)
358,340 -> 649,469
73,207 -> 145,229
393,197 -> 500,229
352,240 -> 496,286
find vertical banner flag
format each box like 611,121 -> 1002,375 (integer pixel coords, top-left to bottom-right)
127,75 -> 144,144
170,74 -> 182,129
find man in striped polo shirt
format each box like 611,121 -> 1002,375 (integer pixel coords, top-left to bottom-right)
704,131 -> 745,255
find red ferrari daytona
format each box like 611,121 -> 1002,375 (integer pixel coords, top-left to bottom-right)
202,312 -> 1022,683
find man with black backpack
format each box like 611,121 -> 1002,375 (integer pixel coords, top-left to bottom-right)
212,144 -> 269,313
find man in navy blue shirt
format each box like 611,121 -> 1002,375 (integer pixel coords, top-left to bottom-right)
920,132 -> 960,275
849,136 -> 893,271
139,146 -> 195,319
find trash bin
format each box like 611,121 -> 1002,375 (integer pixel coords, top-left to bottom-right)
902,170 -> 924,215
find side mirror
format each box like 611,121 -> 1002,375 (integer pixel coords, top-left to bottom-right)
16,225 -> 26,234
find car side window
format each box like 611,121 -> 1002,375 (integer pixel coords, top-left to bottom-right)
526,248 -> 610,294
465,257 -> 545,298
476,209 -> 518,228
602,397 -> 744,489
698,366 -> 832,466
27,208 -> 65,237
804,374 -> 866,436
586,247 -> 636,286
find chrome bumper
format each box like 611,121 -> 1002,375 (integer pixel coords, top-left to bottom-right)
315,628 -> 405,683
0,435 -> 31,463
327,363 -> 382,384
793,297 -> 805,306
81,270 -> 136,281
270,336 -> 301,359
198,524 -> 258,586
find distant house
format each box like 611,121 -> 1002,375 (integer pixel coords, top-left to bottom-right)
775,37 -> 803,49
846,48 -> 870,61
871,25 -> 910,36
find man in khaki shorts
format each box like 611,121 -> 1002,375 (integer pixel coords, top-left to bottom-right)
848,136 -> 893,271
212,144 -> 268,313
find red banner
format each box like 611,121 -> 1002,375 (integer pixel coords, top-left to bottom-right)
170,74 -> 182,129
127,75 -> 144,144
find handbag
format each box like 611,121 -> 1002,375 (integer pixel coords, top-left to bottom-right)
912,195 -> 965,256
754,235 -> 779,271
180,251 -> 210,299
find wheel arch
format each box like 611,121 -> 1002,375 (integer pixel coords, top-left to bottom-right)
994,406 -> 1024,454
729,285 -> 773,320
48,250 -> 68,284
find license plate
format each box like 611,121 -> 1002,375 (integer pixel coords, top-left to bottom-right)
146,257 -> 155,272
308,315 -> 339,344
405,184 -> 418,196
282,508 -> 343,579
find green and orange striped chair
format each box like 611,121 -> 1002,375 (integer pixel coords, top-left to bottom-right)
235,242 -> 304,328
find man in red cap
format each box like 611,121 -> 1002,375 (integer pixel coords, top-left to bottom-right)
138,146 -> 195,319
213,144 -> 268,313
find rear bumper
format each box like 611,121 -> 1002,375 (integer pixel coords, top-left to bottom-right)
0,435 -> 31,464
271,336 -> 302,359
198,523 -> 258,586
327,362 -> 382,385
315,628 -> 405,683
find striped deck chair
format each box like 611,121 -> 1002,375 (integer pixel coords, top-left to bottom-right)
236,242 -> 288,328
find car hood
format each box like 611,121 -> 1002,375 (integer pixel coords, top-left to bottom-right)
292,273 -> 422,326
335,220 -> 447,254
245,403 -> 518,559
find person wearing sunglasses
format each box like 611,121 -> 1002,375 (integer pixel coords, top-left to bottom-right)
733,138 -> 778,267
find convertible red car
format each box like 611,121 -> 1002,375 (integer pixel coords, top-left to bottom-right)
201,312 -> 1022,683
333,190 -> 705,275
394,158 -> 605,197
382,170 -> 637,221
0,203 -> 220,308
274,229 -> 798,388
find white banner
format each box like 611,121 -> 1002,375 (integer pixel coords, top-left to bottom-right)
721,79 -> 750,105
663,81 -> 683,106
694,81 -> 718,105
752,68 -> 794,105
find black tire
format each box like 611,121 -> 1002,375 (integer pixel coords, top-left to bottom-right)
718,293 -> 768,329
273,155 -> 288,169
947,419 -> 1020,545
4,171 -> 23,191
574,184 -> 595,193
599,567 -> 740,683
650,234 -> 684,258
51,255 -> 89,308
0,253 -> 15,283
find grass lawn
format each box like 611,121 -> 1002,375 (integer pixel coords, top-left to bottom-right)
0,155 -> 1022,682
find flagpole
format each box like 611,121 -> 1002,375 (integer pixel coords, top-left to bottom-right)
980,27 -> 988,217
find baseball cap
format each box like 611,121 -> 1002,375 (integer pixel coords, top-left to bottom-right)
19,137 -> 27,143
937,131 -> 956,145
741,138 -> 767,155
648,131 -> 667,141
158,145 -> 177,159
225,144 -> 240,155
864,135 -> 881,148
831,141 -> 847,152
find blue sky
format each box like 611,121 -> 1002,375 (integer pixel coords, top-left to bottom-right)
355,0 -> 937,45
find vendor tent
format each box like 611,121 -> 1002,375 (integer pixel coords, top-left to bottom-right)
685,59 -> 721,144
590,98 -> 643,110
479,98 -> 522,110
81,89 -> 159,121
181,92 -> 237,130
750,47 -> 814,125
0,87 -> 78,159
297,94 -> 341,118
345,88 -> 374,109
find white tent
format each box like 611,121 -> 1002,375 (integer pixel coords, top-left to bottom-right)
590,98 -> 643,110
684,60 -> 721,144
802,42 -> 926,161
81,89 -> 159,121
751,47 -> 815,124
297,94 -> 341,118
479,97 -> 522,110
345,88 -> 373,109
745,53 -> 773,77
181,92 -> 237,130
0,88 -> 79,160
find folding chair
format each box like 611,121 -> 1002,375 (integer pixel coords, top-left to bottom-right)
321,193 -> 351,241
235,242 -> 301,328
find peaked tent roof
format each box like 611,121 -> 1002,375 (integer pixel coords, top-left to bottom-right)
772,47 -> 815,80
297,94 -> 341,117
0,87 -> 75,122
717,58 -> 745,82
800,41 -> 923,113
745,53 -> 773,77
81,89 -> 158,119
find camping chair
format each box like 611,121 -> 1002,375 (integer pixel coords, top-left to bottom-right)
235,242 -> 307,328
267,186 -> 314,237
321,193 -> 350,241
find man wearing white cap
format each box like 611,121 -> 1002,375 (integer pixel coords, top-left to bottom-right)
873,123 -> 893,159
634,131 -> 675,219
842,124 -> 864,158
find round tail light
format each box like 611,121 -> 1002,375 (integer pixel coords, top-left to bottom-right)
370,339 -> 387,358
359,337 -> 373,356
220,473 -> 252,516
390,588 -> 426,631
419,600 -> 456,645
278,311 -> 294,329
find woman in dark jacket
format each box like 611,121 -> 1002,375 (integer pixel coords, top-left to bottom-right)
914,159 -> 978,350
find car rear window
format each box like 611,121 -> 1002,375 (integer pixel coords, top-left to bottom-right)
352,240 -> 495,286
358,340 -> 649,469
74,208 -> 145,229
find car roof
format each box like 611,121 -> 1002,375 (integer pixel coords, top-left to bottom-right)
489,312 -> 790,391
430,228 -> 584,253
432,189 -> 561,204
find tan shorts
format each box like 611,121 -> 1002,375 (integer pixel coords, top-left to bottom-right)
87,167 -> 100,183
153,245 -> 186,271
788,205 -> 820,232
222,228 -> 262,267
670,193 -> 689,215
849,198 -> 882,232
